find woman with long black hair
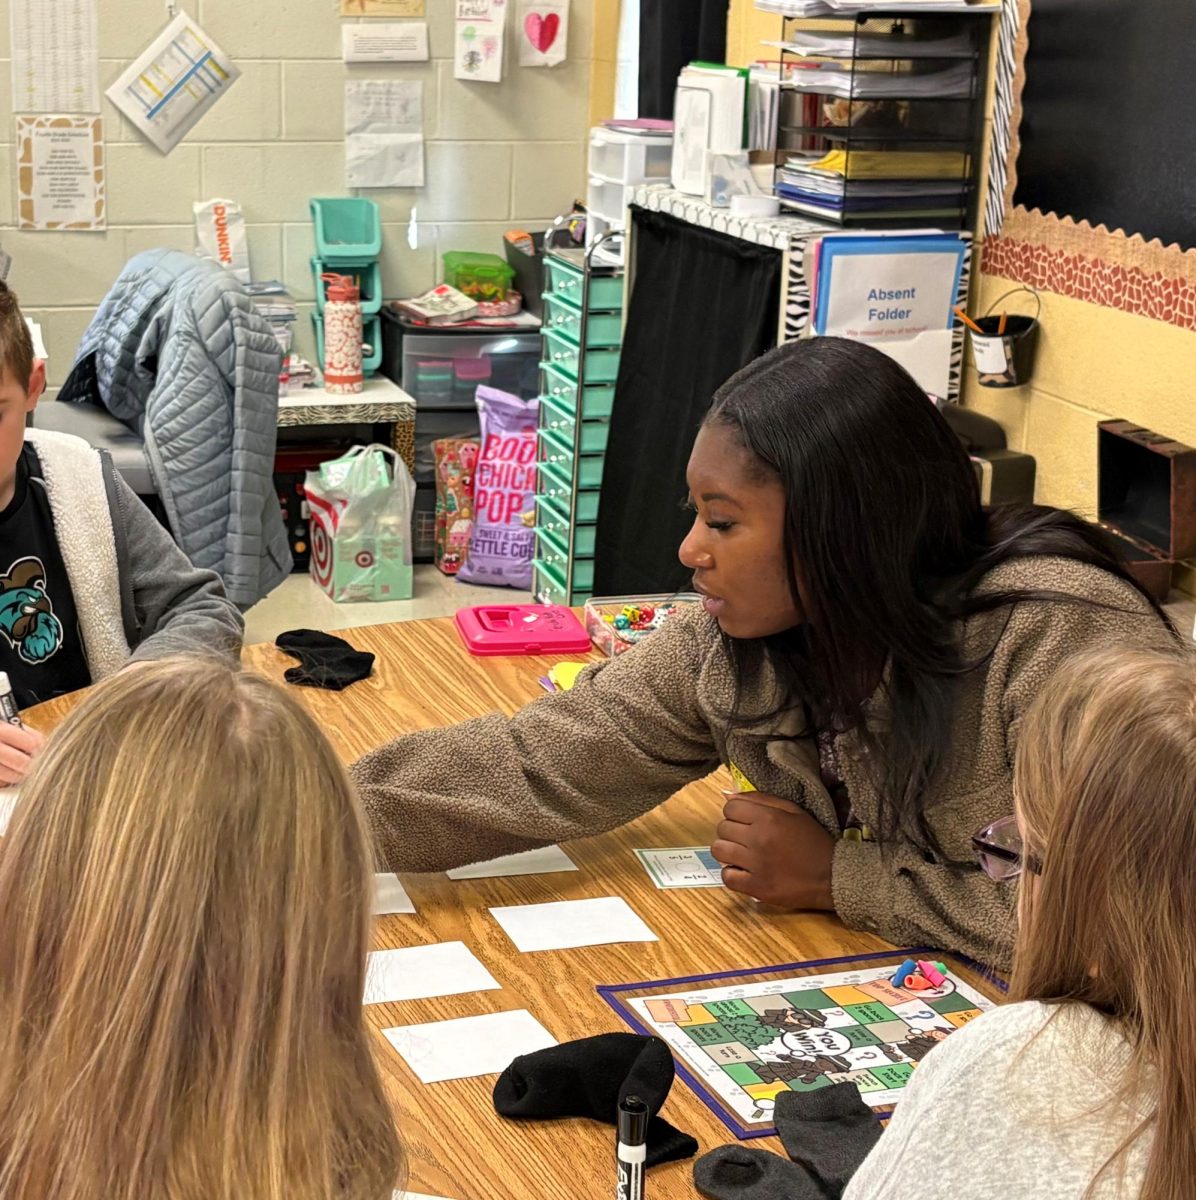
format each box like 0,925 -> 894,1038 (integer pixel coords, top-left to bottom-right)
353,338 -> 1172,967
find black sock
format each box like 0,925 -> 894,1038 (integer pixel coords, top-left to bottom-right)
275,629 -> 375,691
493,1033 -> 698,1167
774,1084 -> 881,1196
694,1145 -> 829,1200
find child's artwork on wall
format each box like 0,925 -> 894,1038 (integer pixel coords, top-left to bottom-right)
454,0 -> 506,84
518,0 -> 568,68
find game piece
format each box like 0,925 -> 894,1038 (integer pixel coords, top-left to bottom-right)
373,872 -> 416,915
490,897 -> 658,953
363,942 -> 500,1005
635,847 -> 724,889
917,960 -> 947,988
382,1009 -> 557,1084
601,956 -> 997,1138
446,845 -> 578,880
904,973 -> 933,991
890,959 -> 917,988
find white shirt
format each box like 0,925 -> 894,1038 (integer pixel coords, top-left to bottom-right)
845,1000 -> 1154,1199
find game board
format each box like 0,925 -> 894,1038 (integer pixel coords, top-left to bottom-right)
600,951 -> 1002,1139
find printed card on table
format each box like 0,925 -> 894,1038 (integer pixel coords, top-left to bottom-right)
517,0 -> 568,67
635,847 -> 725,890
454,0 -> 507,83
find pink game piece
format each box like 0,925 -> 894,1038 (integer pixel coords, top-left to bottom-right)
917,960 -> 947,988
454,605 -> 591,656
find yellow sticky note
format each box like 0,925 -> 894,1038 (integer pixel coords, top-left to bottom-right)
548,661 -> 586,692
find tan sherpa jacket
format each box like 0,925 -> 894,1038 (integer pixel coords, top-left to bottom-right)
352,556 -> 1169,967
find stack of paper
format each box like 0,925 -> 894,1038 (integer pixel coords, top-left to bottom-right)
782,59 -> 974,99
245,280 -> 298,376
757,0 -> 998,12
768,29 -> 974,58
777,149 -> 969,219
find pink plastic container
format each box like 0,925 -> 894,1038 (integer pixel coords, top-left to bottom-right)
454,604 -> 591,656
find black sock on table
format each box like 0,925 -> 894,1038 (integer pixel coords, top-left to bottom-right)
493,1032 -> 698,1167
773,1084 -> 882,1195
275,629 -> 375,691
694,1145 -> 830,1200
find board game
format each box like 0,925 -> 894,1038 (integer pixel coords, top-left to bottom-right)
599,951 -> 1002,1139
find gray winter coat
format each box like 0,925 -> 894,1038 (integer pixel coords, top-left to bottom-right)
65,249 -> 290,608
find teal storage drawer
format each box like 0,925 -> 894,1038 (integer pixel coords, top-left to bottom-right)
536,527 -> 569,575
539,428 -> 606,489
541,364 -> 615,421
540,392 -> 609,455
543,292 -> 622,349
543,331 -> 620,385
537,514 -> 597,560
538,460 -> 601,521
533,558 -> 593,606
544,255 -> 624,311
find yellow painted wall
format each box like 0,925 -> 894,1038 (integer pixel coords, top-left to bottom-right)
965,275 -> 1196,522
727,0 -> 778,67
590,0 -> 619,124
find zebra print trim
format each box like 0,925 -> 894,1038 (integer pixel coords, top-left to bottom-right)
984,0 -> 1022,238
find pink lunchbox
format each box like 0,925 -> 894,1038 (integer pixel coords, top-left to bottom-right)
454,604 -> 591,656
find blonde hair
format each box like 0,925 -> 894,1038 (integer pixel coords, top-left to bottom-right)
1012,643 -> 1196,1200
0,658 -> 403,1200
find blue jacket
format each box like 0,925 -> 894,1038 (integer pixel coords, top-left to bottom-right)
65,249 -> 290,607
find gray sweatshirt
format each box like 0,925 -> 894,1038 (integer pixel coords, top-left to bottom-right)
845,1000 -> 1153,1199
24,429 -> 242,677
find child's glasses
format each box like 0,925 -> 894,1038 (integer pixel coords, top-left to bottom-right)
972,815 -> 1042,882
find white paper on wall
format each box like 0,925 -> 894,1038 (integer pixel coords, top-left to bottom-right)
16,115 -> 105,231
517,0 -> 568,68
454,0 -> 507,83
342,22 -> 430,62
345,80 -> 425,188
10,0 -> 100,114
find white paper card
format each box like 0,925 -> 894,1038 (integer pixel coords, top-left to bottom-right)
383,1009 -> 556,1083
635,847 -> 725,890
24,320 -> 47,361
0,789 -> 18,836
374,872 -> 416,915
446,845 -> 578,879
363,942 -> 501,1004
490,896 -> 658,953
344,22 -> 430,61
517,0 -> 568,67
455,0 -> 507,83
10,0 -> 100,114
873,327 -> 953,399
971,332 -> 1010,375
345,80 -> 425,188
106,13 -> 240,155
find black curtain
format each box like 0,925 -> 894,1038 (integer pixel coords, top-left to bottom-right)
592,208 -> 781,596
639,0 -> 730,120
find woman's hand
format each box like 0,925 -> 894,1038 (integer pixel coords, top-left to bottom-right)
0,722 -> 44,786
712,792 -> 836,910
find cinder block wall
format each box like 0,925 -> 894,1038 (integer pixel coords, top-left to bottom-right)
0,0 -> 595,388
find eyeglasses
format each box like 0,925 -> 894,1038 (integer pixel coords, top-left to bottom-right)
972,815 -> 1042,882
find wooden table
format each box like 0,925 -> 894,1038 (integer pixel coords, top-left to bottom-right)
26,618 -> 891,1200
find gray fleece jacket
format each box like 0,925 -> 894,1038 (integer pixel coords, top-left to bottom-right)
23,429 -> 242,679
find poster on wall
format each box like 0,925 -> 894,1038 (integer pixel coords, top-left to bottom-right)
16,115 -> 105,231
106,13 -> 239,155
9,0 -> 100,114
454,0 -> 507,83
517,0 -> 568,68
340,0 -> 425,14
342,22 -> 429,61
345,80 -> 425,189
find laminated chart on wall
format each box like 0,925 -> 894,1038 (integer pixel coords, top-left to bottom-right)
9,0 -> 100,114
106,12 -> 240,155
340,0 -> 425,13
455,0 -> 508,83
16,115 -> 105,231
345,80 -> 424,189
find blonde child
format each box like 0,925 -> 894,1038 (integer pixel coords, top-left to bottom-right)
0,658 -> 403,1200
846,643 -> 1196,1199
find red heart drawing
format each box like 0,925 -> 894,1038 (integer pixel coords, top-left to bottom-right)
525,11 -> 560,54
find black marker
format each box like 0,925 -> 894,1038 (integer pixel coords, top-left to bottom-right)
616,1095 -> 648,1200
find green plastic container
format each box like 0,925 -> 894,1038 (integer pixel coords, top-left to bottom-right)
310,197 -> 382,262
442,251 -> 515,301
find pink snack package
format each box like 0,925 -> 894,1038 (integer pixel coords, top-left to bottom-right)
459,386 -> 539,589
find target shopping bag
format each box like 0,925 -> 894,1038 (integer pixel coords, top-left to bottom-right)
303,445 -> 415,603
